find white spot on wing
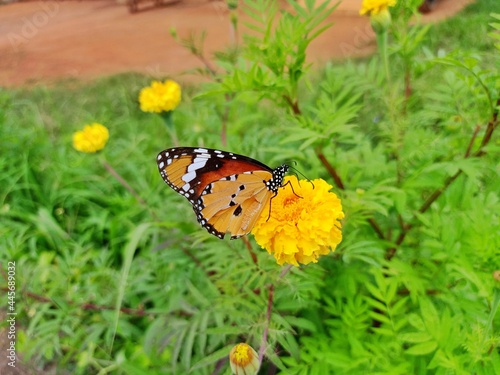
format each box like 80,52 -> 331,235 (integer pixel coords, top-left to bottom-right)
188,158 -> 208,172
182,171 -> 196,183
182,183 -> 190,192
194,148 -> 208,153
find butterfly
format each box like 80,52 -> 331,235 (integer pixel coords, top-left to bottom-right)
156,147 -> 289,239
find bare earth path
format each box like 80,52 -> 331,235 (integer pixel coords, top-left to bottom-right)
0,0 -> 473,87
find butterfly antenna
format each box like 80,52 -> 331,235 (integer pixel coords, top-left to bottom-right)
288,165 -> 315,190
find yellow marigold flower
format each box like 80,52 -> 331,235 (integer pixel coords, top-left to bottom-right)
359,0 -> 396,16
229,343 -> 260,375
252,176 -> 344,266
139,79 -> 181,113
72,123 -> 109,153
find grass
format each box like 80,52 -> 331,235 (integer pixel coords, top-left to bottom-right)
425,0 -> 500,54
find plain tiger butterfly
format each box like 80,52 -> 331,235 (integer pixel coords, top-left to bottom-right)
157,147 -> 289,239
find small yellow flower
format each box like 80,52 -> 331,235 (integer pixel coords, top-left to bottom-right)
359,0 -> 396,16
252,176 -> 344,266
72,123 -> 109,153
229,343 -> 260,375
139,79 -> 181,113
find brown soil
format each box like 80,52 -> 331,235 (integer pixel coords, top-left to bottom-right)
0,0 -> 473,87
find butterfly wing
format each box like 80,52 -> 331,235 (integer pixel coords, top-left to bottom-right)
157,147 -> 275,239
194,171 -> 274,239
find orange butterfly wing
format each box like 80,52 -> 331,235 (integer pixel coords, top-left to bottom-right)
157,147 -> 288,239
195,171 -> 273,239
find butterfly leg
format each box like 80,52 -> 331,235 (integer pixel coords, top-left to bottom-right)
282,180 -> 303,199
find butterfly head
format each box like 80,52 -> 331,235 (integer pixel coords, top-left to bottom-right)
266,164 -> 289,193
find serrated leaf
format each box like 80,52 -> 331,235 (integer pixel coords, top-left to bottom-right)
205,326 -> 246,335
182,317 -> 199,369
365,297 -> 387,312
400,332 -> 433,343
405,341 -> 438,355
368,311 -> 391,325
365,282 -> 385,302
284,316 -> 317,332
372,327 -> 396,337
408,313 -> 426,331
190,344 -> 233,372
419,298 -> 440,334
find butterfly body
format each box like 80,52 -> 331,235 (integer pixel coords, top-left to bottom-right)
157,147 -> 288,239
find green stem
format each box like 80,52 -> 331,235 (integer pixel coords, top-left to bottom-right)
376,30 -> 390,84
167,126 -> 179,148
100,157 -> 160,222
160,112 -> 179,146
101,158 -> 146,206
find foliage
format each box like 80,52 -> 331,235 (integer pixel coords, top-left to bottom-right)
1,0 -> 499,374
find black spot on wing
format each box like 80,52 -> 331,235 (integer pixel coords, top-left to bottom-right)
233,205 -> 243,217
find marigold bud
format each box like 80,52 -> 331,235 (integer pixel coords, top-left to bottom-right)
229,343 -> 260,375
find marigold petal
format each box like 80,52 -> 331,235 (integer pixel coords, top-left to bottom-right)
72,123 -> 109,153
252,176 -> 344,266
139,79 -> 181,113
359,0 -> 396,16
229,343 -> 260,375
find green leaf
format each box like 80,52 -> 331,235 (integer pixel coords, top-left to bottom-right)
419,298 -> 440,335
405,341 -> 438,355
190,344 -> 234,372
365,282 -> 385,302
112,223 -> 151,351
400,332 -> 433,343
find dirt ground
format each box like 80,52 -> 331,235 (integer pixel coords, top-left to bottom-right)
0,0 -> 473,87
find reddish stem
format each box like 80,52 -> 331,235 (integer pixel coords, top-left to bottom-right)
0,286 -> 150,317
258,284 -> 274,364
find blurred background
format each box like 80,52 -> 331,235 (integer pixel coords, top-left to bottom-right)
0,0 -> 472,87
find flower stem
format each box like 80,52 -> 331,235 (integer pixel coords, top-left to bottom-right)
258,283 -> 274,364
377,30 -> 391,84
0,286 -> 150,317
316,150 -> 344,190
102,159 -> 161,222
241,236 -> 258,264
101,159 -> 146,206
167,125 -> 179,147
